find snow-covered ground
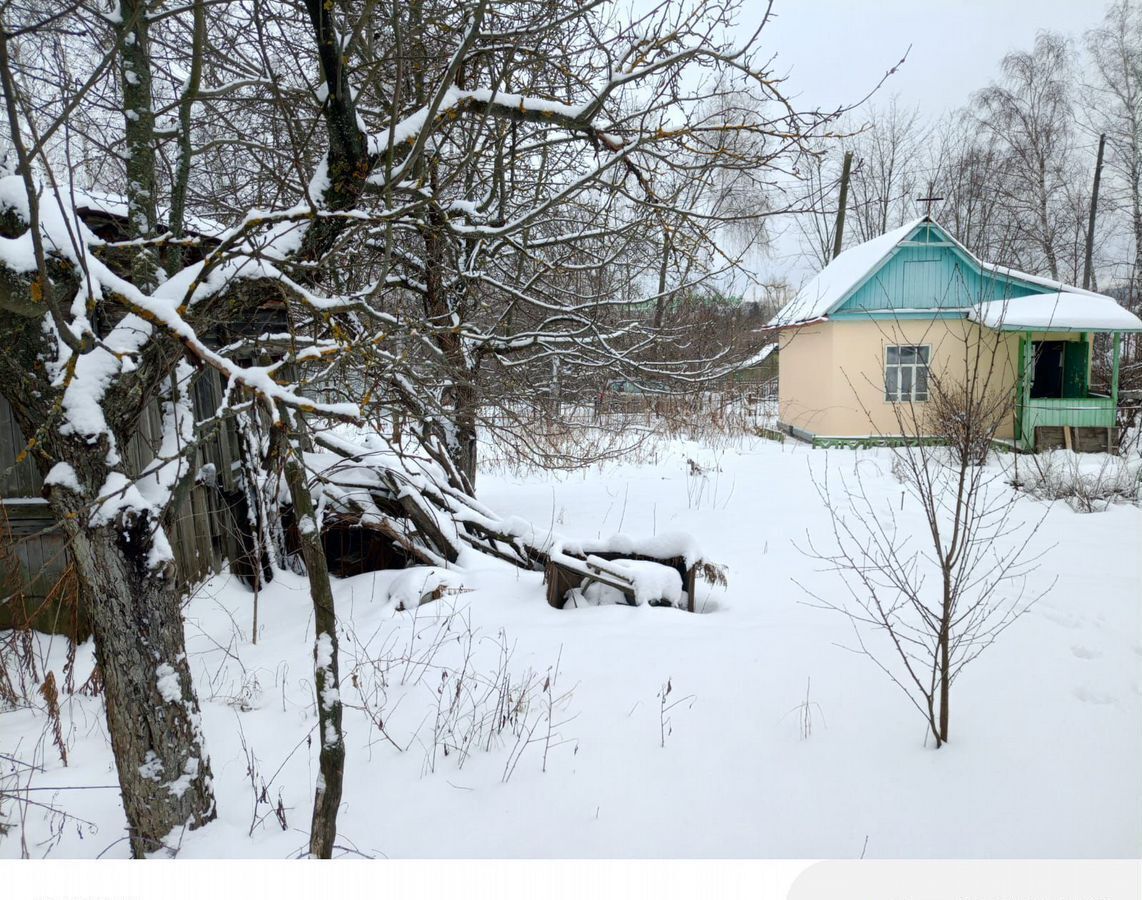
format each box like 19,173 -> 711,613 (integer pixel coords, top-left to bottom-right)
2,433 -> 1140,858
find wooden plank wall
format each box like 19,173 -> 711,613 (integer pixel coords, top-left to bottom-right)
0,368 -> 247,635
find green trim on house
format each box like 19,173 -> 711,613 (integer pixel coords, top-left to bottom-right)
830,308 -> 971,321
1021,396 -> 1116,445
1015,333 -> 1031,447
830,220 -> 1057,319
1112,332 -> 1122,408
809,434 -> 946,450
1010,331 -> 1127,449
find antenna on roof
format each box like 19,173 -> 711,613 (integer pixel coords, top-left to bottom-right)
916,195 -> 943,217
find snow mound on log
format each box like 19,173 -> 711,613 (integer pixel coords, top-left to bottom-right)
387,567 -> 462,610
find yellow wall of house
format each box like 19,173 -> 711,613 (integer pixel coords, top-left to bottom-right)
778,319 -> 1082,440
829,319 -> 1019,439
777,323 -> 835,436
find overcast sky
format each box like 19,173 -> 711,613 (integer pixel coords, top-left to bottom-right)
753,0 -> 1107,115
737,0 -> 1113,293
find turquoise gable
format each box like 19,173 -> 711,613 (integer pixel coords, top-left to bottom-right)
831,222 -> 1051,319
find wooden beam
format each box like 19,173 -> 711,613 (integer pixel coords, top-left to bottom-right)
1111,331 -> 1121,408
1016,333 -> 1034,449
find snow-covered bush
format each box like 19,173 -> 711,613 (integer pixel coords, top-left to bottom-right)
1006,450 -> 1141,512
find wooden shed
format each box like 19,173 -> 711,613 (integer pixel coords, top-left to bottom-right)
0,368 -> 249,640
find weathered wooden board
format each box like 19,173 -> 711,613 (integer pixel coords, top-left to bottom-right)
1034,426 -> 1118,454
0,371 -> 246,638
544,551 -> 699,612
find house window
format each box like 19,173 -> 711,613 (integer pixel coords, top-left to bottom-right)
885,345 -> 930,402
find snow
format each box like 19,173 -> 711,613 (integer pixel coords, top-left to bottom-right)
369,86 -> 589,158
560,531 -> 704,569
314,632 -> 333,670
746,342 -> 778,366
0,175 -> 31,229
580,556 -> 684,607
978,260 -> 1106,300
70,184 -> 227,239
969,292 -> 1142,332
768,219 -> 923,326
154,663 -> 182,704
43,462 -> 82,493
138,751 -> 164,781
564,580 -> 629,608
167,756 -> 200,799
89,471 -> 150,525
386,567 -> 460,610
2,434 -> 1139,858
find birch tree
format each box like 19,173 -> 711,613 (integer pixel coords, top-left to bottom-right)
1086,0 -> 1142,304
972,32 -> 1079,281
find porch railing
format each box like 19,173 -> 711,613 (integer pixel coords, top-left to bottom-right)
1019,394 -> 1116,448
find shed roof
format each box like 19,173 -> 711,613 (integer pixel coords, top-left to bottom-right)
968,292 -> 1142,333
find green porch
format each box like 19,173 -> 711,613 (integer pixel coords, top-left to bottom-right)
1014,332 -> 1122,452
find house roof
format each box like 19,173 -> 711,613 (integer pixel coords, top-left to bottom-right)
768,218 -> 924,326
969,292 -> 1142,333
768,217 -> 1130,330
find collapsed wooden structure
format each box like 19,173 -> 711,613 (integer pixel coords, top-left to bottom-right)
544,553 -> 699,612
2,408 -> 724,638
297,432 -> 726,613
0,192 -> 283,638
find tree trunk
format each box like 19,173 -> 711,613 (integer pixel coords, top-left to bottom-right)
1131,155 -> 1142,307
48,474 -> 216,856
1037,157 -> 1059,281
937,579 -> 952,748
937,637 -> 950,747
283,449 -> 344,859
450,379 -> 479,491
119,0 -> 160,288
653,229 -> 672,328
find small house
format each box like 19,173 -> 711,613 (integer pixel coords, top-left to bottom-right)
769,217 -> 1142,450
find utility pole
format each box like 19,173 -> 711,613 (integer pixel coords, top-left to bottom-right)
1083,133 -> 1106,292
831,150 -> 853,261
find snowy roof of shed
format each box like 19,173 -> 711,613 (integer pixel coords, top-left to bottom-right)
968,292 -> 1142,333
72,186 -> 227,238
768,216 -> 1111,328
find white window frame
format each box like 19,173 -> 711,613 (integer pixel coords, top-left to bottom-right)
884,344 -> 930,403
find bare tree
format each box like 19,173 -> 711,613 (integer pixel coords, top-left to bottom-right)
793,141 -> 845,268
0,0 -> 848,855
925,112 -> 1013,261
1086,0 -> 1142,306
973,32 -> 1079,281
847,98 -> 926,243
280,429 -> 344,859
801,321 -> 1051,747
